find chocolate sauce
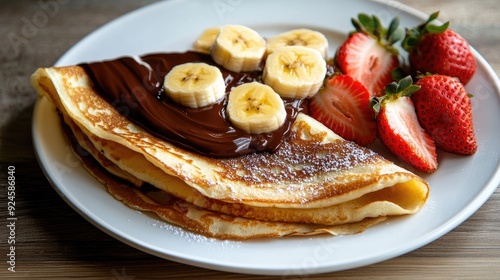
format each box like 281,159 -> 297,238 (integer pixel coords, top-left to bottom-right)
80,51 -> 307,158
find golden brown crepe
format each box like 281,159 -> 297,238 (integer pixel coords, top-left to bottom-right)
63,119 -> 386,239
31,65 -> 429,239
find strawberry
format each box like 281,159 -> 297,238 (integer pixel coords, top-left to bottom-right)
335,13 -> 402,97
402,11 -> 476,85
373,76 -> 438,172
309,74 -> 376,146
413,74 -> 477,155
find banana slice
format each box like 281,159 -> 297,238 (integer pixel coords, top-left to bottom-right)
193,27 -> 220,54
263,46 -> 327,99
266,28 -> 329,59
226,82 -> 286,134
163,62 -> 226,108
211,24 -> 266,73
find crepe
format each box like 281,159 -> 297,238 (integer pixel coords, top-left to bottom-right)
31,62 -> 429,239
62,117 -> 386,239
64,115 -> 423,226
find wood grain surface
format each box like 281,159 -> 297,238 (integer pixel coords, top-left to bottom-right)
1,0 -> 499,279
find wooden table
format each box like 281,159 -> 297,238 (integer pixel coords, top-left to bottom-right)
1,0 -> 499,278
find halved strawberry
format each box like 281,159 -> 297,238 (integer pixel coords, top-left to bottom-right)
309,74 -> 376,146
373,76 -> 438,172
335,14 -> 402,97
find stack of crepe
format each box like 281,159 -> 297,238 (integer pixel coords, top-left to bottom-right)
31,65 -> 429,240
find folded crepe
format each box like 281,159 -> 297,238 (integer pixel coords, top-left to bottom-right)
31,57 -> 429,239
61,116 -> 386,239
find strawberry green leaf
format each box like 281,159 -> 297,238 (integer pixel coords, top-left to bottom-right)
425,21 -> 450,34
350,13 -> 402,57
351,18 -> 364,34
388,17 -> 399,35
402,11 -> 450,52
381,76 -> 420,101
358,13 -> 372,28
397,75 -> 413,91
427,11 -> 440,23
385,81 -> 399,95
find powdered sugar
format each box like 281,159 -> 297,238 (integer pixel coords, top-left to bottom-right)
147,219 -> 241,248
220,138 -> 379,184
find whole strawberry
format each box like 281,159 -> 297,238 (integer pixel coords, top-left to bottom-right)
336,14 -> 402,97
373,76 -> 438,173
402,11 -> 476,85
413,74 -> 477,155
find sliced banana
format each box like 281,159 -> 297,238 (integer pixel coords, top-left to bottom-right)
266,28 -> 329,59
163,62 -> 226,108
211,24 -> 266,73
262,46 -> 327,99
193,27 -> 220,54
226,82 -> 286,134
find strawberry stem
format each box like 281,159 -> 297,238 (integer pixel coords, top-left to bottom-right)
351,13 -> 403,54
371,75 -> 420,114
402,11 -> 450,52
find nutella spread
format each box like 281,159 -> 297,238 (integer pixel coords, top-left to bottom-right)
80,51 -> 307,158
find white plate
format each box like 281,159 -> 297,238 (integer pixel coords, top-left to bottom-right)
32,0 -> 500,275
